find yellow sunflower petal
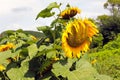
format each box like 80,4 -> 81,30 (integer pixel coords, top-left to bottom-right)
0,43 -> 15,52
62,18 -> 99,58
0,64 -> 5,71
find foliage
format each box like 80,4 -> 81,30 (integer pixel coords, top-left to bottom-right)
97,0 -> 120,44
103,33 -> 120,50
36,2 -> 60,19
104,0 -> 120,15
88,1 -> 120,79
90,33 -> 104,52
89,34 -> 120,80
89,49 -> 120,80
52,58 -> 112,80
0,2 -> 112,80
97,14 -> 120,44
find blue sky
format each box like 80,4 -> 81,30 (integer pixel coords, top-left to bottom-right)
0,0 -> 109,33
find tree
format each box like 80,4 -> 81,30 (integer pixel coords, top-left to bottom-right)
97,0 -> 120,44
104,0 -> 120,15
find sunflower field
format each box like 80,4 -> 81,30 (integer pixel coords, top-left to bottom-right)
0,2 -> 119,80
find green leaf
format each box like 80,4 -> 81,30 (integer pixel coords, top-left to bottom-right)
38,45 -> 48,51
46,49 -> 57,58
0,50 -> 20,64
47,2 -> 60,9
37,26 -> 55,42
52,59 -> 112,80
36,45 -> 47,57
36,9 -> 55,19
37,44 -> 56,58
36,2 -> 60,19
0,50 -> 12,64
17,32 -> 28,38
27,44 -> 38,59
37,26 -> 50,32
7,58 -> 34,80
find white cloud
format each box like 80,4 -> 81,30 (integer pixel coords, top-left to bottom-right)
0,0 -> 109,33
0,0 -> 38,15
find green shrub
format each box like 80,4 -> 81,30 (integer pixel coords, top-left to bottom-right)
89,49 -> 120,80
89,34 -> 120,80
89,33 -> 104,53
91,33 -> 103,48
103,34 -> 120,50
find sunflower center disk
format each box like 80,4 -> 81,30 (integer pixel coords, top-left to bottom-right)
67,26 -> 87,48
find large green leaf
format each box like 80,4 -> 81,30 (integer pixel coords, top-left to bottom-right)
0,50 -> 21,64
52,59 -> 112,80
36,9 -> 55,19
37,44 -> 56,58
0,50 -> 12,64
27,44 -> 38,59
46,2 -> 60,9
7,58 -> 34,80
36,2 -> 60,19
46,49 -> 57,59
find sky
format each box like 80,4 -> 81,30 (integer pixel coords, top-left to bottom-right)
0,0 -> 109,33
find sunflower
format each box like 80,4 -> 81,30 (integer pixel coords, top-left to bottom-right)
0,42 -> 15,52
62,19 -> 99,58
0,64 -> 5,71
60,7 -> 81,19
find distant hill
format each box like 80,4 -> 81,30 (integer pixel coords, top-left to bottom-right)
0,29 -> 45,39
23,30 -> 45,39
